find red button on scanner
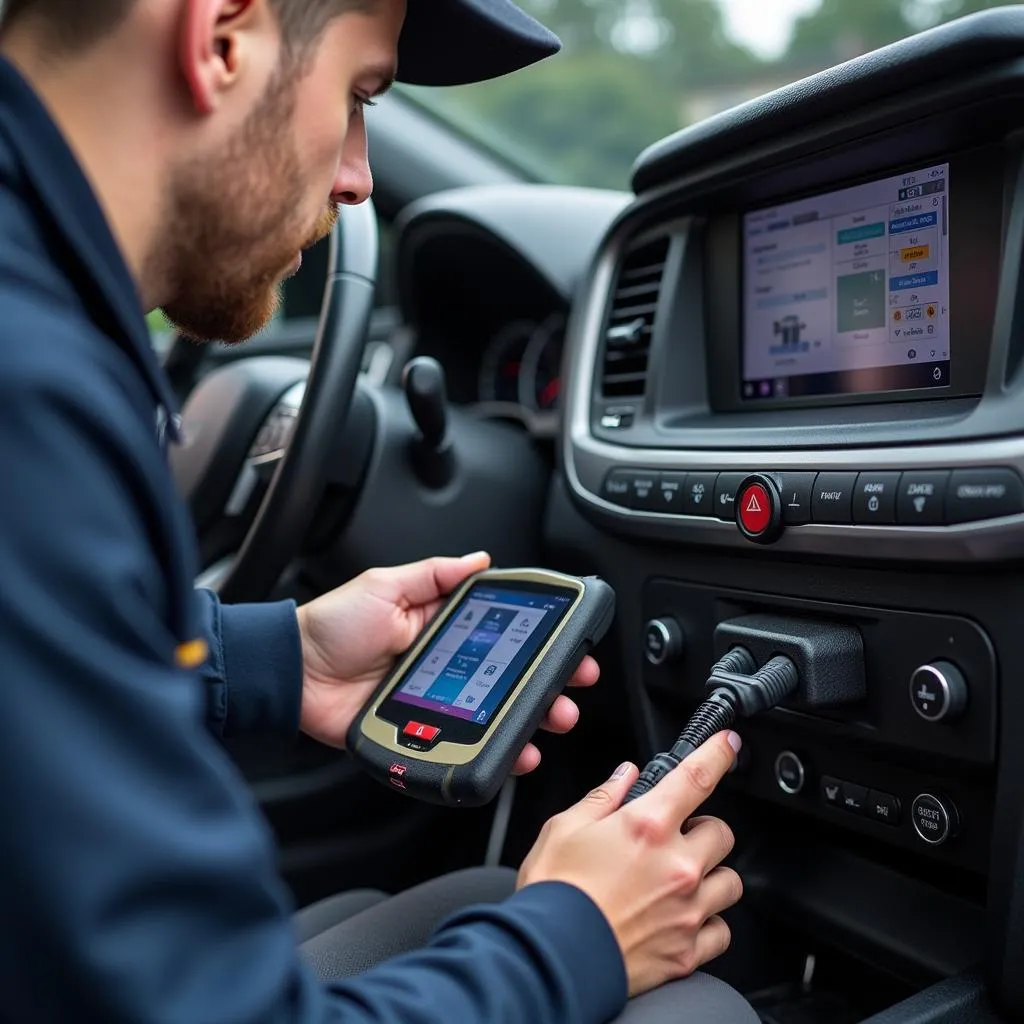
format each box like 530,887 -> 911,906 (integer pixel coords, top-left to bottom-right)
403,721 -> 440,742
735,474 -> 783,544
739,483 -> 771,535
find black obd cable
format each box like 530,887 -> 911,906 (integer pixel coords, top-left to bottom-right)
624,646 -> 799,803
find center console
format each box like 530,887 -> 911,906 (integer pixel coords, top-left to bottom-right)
568,134 -> 1024,559
556,9 -> 1024,1019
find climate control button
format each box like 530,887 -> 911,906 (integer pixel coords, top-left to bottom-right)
682,472 -> 718,516
655,472 -> 687,513
852,472 -> 900,524
811,472 -> 857,523
775,472 -> 816,525
628,472 -> 660,511
714,473 -> 748,521
644,618 -> 684,666
947,468 -> 1024,522
774,751 -> 805,795
909,661 -> 968,723
600,469 -> 633,507
896,471 -> 949,525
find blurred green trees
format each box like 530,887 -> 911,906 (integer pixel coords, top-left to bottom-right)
402,0 -> 1012,190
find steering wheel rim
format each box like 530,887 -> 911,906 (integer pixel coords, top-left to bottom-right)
214,200 -> 379,603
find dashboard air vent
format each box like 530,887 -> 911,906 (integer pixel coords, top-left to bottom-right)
600,234 -> 670,399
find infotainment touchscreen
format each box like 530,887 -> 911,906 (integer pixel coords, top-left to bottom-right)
742,163 -> 950,402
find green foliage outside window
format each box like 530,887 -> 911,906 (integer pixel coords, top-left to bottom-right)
401,0 -> 1010,191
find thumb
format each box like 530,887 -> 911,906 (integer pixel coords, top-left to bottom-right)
432,551 -> 492,595
381,551 -> 491,606
568,762 -> 640,823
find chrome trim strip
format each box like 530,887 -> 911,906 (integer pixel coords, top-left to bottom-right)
561,216 -> 1024,562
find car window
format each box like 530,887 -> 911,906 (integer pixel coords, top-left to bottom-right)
398,0 -> 1009,191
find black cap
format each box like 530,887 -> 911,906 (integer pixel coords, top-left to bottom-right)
396,0 -> 561,86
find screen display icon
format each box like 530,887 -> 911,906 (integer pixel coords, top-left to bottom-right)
393,586 -> 571,725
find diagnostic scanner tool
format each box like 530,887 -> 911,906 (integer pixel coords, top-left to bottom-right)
348,568 -> 615,807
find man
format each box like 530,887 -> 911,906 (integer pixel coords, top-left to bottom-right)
0,1 -> 758,1021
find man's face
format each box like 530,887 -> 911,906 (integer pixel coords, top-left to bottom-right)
161,0 -> 404,343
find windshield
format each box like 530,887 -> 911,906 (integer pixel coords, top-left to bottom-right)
399,0 -> 1009,191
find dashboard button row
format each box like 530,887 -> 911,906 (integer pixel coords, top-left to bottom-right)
600,467 -> 1024,526
821,775 -> 901,826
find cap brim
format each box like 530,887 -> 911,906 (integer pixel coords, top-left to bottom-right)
396,0 -> 561,86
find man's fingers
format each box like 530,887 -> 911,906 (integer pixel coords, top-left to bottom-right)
564,762 -> 640,822
643,732 -> 741,827
679,816 -> 735,874
566,655 -> 600,688
428,551 -> 491,595
373,551 -> 491,606
539,695 -> 580,734
511,743 -> 542,776
691,915 -> 733,972
699,866 -> 744,919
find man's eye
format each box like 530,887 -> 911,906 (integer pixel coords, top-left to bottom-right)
351,95 -> 376,114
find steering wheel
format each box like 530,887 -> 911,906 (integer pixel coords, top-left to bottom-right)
170,200 -> 379,604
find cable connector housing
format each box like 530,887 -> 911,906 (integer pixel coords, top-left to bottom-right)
707,653 -> 800,715
623,646 -> 799,803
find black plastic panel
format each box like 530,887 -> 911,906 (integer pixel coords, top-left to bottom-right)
647,577 -> 991,753
859,972 -> 1004,1024
657,581 -> 996,863
542,478 -> 1024,1006
739,839 -> 987,985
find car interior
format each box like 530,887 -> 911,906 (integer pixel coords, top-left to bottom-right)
160,6 -> 1024,1022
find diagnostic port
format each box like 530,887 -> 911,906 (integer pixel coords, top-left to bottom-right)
713,613 -> 866,709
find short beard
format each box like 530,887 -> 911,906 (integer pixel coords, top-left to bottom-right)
154,63 -> 336,344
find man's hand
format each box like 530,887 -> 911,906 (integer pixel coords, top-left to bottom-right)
296,551 -> 600,775
516,732 -> 744,997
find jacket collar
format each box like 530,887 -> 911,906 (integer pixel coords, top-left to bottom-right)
0,56 -> 181,441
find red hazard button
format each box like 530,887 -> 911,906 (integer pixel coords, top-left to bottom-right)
735,475 -> 783,543
739,484 -> 771,533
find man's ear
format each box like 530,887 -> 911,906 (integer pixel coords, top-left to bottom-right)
176,0 -> 266,115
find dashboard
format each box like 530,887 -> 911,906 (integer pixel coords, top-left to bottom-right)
538,8 -> 1024,1020
392,185 -> 630,436
174,14 -> 1024,1014
384,14 -> 1024,1017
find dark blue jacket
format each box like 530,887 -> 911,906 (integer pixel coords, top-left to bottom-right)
0,56 -> 627,1023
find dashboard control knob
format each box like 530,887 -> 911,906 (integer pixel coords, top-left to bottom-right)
774,751 -> 805,795
736,474 -> 784,544
643,618 -> 684,666
911,793 -> 960,846
909,661 -> 968,723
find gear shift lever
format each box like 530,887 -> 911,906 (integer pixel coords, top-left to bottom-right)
403,357 -> 455,488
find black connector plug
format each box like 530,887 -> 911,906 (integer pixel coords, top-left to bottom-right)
623,646 -> 799,804
706,653 -> 801,716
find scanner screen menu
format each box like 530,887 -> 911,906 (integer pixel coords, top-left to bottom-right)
393,586 -> 571,726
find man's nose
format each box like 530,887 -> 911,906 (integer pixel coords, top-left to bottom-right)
332,126 -> 373,206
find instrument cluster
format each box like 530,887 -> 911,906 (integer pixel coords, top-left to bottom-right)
477,313 -> 566,416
